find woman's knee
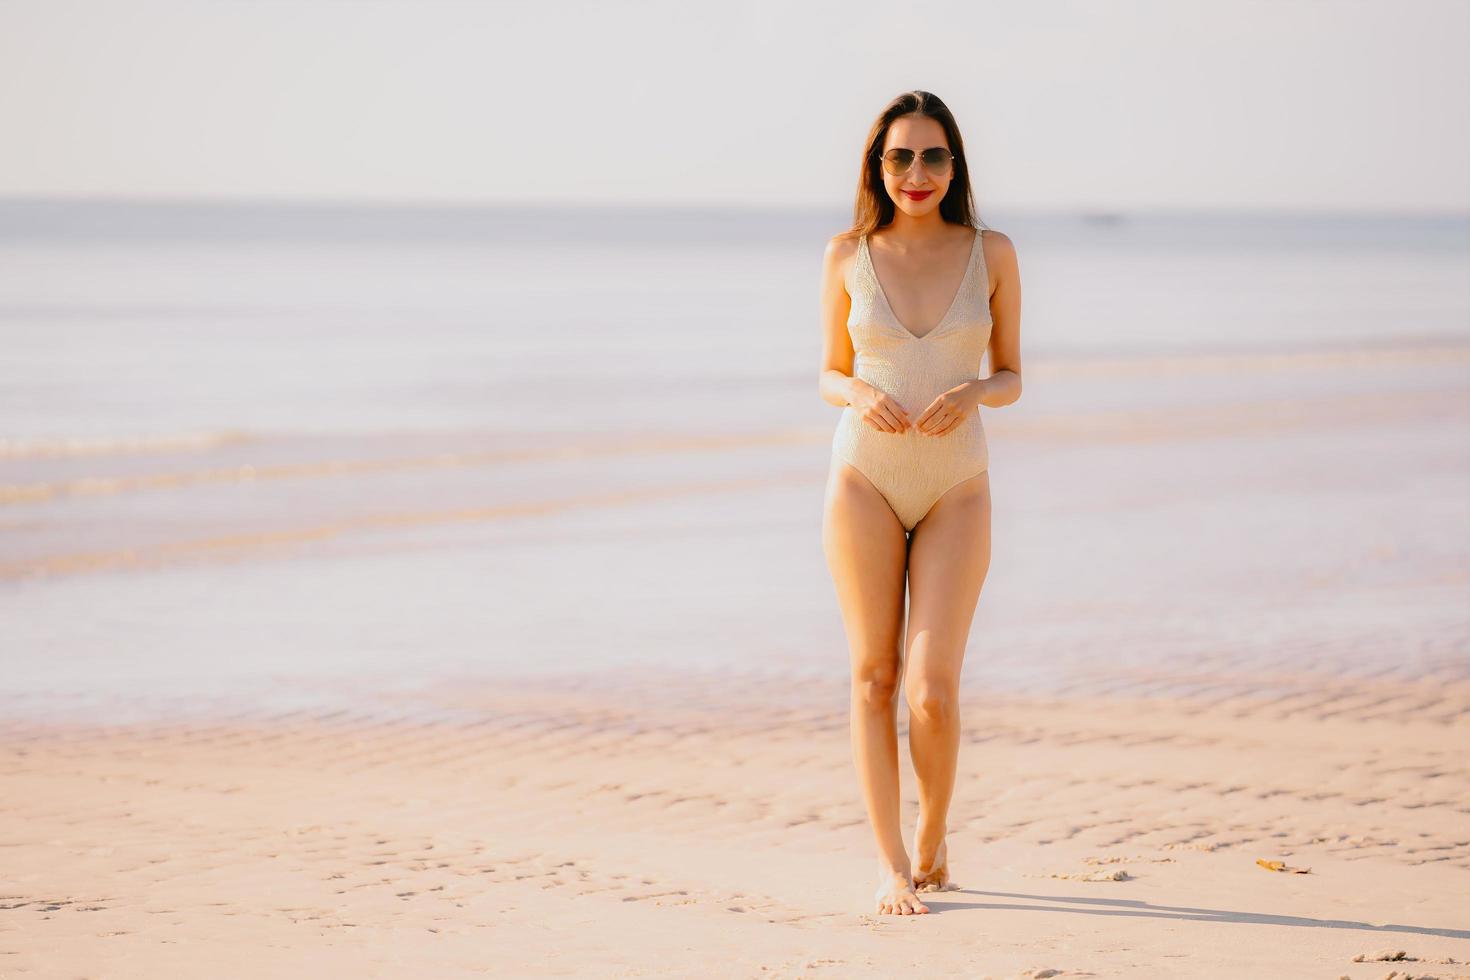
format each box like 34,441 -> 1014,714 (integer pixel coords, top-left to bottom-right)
852,664 -> 901,708
906,680 -> 958,724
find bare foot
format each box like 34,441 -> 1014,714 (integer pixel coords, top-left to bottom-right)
874,865 -> 930,915
913,837 -> 952,893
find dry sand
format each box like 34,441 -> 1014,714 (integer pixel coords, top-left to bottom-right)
4,663 -> 1468,978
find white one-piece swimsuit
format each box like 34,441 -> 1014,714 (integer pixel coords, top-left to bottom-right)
831,226 -> 993,532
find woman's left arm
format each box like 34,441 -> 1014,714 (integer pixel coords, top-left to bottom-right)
967,230 -> 1022,409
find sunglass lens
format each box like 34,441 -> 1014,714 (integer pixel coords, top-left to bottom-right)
883,149 -> 914,175
921,148 -> 952,171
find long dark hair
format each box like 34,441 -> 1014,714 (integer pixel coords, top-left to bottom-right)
842,90 -> 989,241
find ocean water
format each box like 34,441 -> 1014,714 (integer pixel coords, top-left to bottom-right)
2,199 -> 1467,723
2,199 -> 1466,448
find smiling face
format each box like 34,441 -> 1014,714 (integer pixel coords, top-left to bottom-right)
880,113 -> 955,216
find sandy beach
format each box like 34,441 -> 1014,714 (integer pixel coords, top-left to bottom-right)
3,660 -> 1468,978
4,333 -> 1469,977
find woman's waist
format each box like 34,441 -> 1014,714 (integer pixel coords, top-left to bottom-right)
834,402 -> 986,446
852,365 -> 979,412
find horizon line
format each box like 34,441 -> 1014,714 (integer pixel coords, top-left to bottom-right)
1,193 -> 1467,222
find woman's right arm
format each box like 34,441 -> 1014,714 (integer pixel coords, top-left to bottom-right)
818,236 -> 860,409
818,236 -> 909,433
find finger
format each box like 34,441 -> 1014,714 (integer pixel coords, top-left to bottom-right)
919,399 -> 951,431
931,415 -> 961,436
921,410 -> 950,434
883,406 -> 909,431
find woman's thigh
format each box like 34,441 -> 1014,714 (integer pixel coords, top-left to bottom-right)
822,458 -> 911,680
904,471 -> 992,693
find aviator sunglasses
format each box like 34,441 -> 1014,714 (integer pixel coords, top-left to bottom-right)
880,146 -> 954,176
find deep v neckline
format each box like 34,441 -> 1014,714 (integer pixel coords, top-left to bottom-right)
863,228 -> 981,341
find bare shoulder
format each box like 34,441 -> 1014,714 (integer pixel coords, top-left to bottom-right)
823,232 -> 862,283
824,232 -> 860,261
979,228 -> 1017,265
980,228 -> 1018,286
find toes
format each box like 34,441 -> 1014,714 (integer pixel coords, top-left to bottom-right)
877,875 -> 936,915
876,892 -> 931,915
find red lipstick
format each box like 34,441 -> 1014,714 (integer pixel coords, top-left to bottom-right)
902,190 -> 933,201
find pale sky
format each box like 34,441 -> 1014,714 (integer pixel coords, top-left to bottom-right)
1,0 -> 1467,211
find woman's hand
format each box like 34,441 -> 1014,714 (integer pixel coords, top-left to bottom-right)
848,378 -> 912,434
915,380 -> 982,436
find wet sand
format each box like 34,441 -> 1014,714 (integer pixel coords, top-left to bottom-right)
3,342 -> 1469,977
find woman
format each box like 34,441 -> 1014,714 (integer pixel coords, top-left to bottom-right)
818,90 -> 1023,916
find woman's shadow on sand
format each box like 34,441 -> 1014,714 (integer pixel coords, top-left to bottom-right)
919,889 -> 1470,940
